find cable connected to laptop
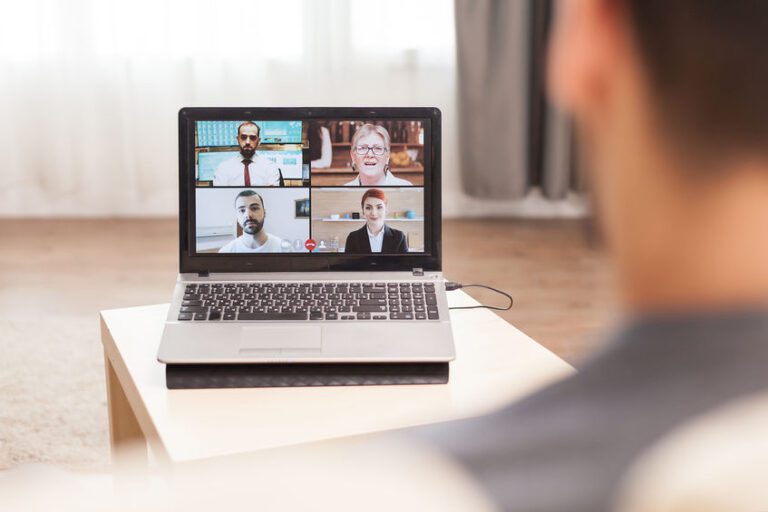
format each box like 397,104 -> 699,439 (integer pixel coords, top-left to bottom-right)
445,282 -> 514,311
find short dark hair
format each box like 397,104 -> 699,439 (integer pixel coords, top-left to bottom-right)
234,189 -> 264,209
237,121 -> 261,137
626,0 -> 768,161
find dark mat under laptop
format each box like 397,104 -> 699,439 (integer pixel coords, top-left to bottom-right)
165,362 -> 450,389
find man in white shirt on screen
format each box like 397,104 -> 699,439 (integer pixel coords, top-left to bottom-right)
213,121 -> 281,186
218,190 -> 288,253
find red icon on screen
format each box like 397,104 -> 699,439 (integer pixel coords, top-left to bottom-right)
304,239 -> 317,252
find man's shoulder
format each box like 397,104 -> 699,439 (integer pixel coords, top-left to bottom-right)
402,364 -> 628,512
217,155 -> 242,168
405,313 -> 768,511
255,154 -> 280,169
218,238 -> 241,253
263,233 -> 286,250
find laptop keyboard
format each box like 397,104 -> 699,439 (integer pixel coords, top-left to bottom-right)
178,282 -> 440,322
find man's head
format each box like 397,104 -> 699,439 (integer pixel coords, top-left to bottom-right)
547,0 -> 768,310
237,122 -> 261,159
234,190 -> 265,236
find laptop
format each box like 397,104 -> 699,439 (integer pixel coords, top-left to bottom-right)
157,107 -> 455,364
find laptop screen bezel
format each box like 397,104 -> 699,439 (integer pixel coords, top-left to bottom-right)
178,107 -> 442,274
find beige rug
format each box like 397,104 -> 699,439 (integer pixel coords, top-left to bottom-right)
0,318 -> 110,470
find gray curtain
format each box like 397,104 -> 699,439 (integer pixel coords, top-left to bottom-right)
455,0 -> 580,200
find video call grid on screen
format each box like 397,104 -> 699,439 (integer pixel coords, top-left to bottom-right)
192,118 -> 430,255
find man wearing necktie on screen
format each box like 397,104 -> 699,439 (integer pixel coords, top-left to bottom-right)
213,121 -> 281,186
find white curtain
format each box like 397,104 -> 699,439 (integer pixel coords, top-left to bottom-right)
0,0 -> 457,216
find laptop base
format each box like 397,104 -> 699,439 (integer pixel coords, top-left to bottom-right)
166,362 -> 449,389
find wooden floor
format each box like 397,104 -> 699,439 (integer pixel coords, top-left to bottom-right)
0,219 -> 615,364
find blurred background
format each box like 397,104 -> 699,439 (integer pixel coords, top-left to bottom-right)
0,0 -> 612,469
0,0 -> 586,217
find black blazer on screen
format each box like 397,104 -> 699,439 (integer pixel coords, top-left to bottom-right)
343,224 -> 408,254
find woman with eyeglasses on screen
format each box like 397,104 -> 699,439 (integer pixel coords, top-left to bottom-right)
344,188 -> 408,254
344,124 -> 413,186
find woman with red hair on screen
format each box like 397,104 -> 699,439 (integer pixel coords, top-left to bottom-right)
343,188 -> 408,254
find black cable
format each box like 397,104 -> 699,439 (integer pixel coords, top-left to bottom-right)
445,282 -> 514,311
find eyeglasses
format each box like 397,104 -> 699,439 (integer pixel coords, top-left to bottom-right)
354,144 -> 387,156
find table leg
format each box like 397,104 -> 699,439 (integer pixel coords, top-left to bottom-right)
104,352 -> 148,467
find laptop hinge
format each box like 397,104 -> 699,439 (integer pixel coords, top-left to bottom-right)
412,268 -> 424,277
198,271 -> 210,278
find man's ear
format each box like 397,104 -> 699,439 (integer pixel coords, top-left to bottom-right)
547,0 -> 628,115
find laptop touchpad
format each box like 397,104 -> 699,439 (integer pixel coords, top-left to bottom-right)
239,326 -> 322,350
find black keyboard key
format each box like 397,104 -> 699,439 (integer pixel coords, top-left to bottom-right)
356,313 -> 371,320
208,310 -> 221,321
193,312 -> 207,320
238,312 -> 308,321
359,299 -> 386,306
310,312 -> 323,320
180,306 -> 206,313
391,312 -> 413,320
428,312 -> 440,320
425,294 -> 438,306
353,305 -> 387,313
416,312 -> 427,320
325,313 -> 338,320
373,315 -> 387,320
223,313 -> 236,320
178,313 -> 193,321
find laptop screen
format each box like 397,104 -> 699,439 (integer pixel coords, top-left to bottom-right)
193,119 -> 429,256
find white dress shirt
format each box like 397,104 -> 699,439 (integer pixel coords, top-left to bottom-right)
213,154 -> 281,186
367,226 -> 385,253
345,171 -> 413,187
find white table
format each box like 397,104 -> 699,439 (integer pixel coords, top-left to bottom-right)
100,290 -> 573,465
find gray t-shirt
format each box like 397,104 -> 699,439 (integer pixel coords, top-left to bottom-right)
411,310 -> 768,512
